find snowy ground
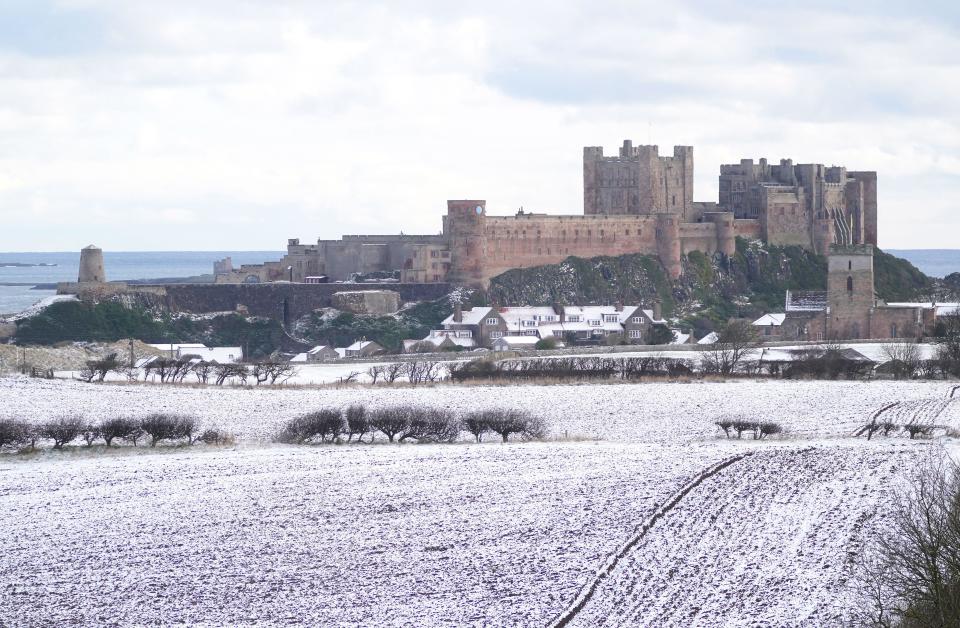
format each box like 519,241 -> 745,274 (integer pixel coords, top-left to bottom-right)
0,375 -> 954,626
1,376 -> 955,443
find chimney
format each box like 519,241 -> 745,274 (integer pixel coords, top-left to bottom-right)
454,302 -> 463,323
553,302 -> 565,323
653,300 -> 663,321
615,301 -> 623,312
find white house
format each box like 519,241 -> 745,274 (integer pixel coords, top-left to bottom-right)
147,343 -> 242,363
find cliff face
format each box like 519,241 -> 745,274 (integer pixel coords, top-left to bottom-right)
487,238 -> 957,334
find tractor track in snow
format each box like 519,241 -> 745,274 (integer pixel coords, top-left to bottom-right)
547,450 -> 757,628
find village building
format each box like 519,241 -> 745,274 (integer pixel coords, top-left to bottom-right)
431,303 -> 669,348
343,340 -> 386,358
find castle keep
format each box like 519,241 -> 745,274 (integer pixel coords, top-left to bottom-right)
217,141 -> 877,287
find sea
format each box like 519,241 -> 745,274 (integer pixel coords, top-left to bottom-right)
0,251 -> 283,315
1,249 -> 958,317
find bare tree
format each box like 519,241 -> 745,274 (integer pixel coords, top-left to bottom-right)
882,343 -> 922,380
192,361 -> 214,384
369,407 -> 410,443
367,365 -> 385,385
140,413 -> 196,447
345,405 -> 371,443
79,353 -> 121,383
41,416 -> 86,449
276,410 -> 344,444
398,408 -> 460,443
485,409 -> 543,443
100,417 -> 140,447
267,362 -> 296,385
858,455 -> 960,627
700,320 -> 761,376
383,362 -> 406,384
213,363 -> 248,386
463,411 -> 493,442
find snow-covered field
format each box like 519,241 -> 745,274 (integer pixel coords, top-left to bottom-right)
0,375 -> 955,626
1,377 -> 956,442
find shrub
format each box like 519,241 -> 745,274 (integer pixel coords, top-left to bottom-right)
463,411 -> 493,442
399,408 -> 460,443
41,416 -> 86,449
276,410 -> 344,444
81,424 -> 101,446
197,428 -> 235,446
535,336 -> 558,350
99,417 -> 141,447
484,409 -> 545,443
905,423 -> 934,440
757,422 -> 783,439
732,420 -> 755,440
369,407 -> 411,443
345,405 -> 371,443
715,418 -> 735,438
0,418 -> 29,450
140,413 -> 195,447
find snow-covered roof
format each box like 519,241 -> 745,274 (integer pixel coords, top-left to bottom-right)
148,343 -> 207,352
441,307 -> 494,326
785,290 -> 827,312
307,345 -> 335,355
177,346 -> 243,364
697,332 -> 719,345
289,352 -> 309,363
671,332 -> 690,345
752,313 -> 786,327
344,340 -> 380,352
493,335 -> 540,348
886,302 -> 960,317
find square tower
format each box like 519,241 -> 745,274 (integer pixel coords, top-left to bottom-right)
827,244 -> 875,339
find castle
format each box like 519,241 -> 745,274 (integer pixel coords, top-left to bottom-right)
216,141 -> 877,287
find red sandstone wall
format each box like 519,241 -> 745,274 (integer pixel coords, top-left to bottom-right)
480,215 -> 660,279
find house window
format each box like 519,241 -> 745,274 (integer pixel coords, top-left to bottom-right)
568,315 -> 581,323
589,319 -> 601,327
552,330 -> 564,338
631,316 -> 642,324
485,318 -> 499,326
522,320 -> 537,327
489,331 -> 503,339
628,330 -> 642,339
604,314 -> 618,322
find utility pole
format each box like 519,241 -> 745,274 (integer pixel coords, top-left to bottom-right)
129,339 -> 135,369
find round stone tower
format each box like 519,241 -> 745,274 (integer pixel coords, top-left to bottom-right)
655,213 -> 682,280
78,245 -> 106,283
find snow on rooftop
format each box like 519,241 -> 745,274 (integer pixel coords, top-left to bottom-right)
752,313 -> 786,327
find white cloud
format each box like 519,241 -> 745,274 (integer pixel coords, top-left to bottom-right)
0,0 -> 957,251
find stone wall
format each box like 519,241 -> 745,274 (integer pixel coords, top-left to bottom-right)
331,290 -> 401,315
157,283 -> 450,325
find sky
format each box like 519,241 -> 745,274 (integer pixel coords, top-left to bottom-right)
0,0 -> 958,251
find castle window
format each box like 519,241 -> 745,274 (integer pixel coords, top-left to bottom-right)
625,230 -> 630,236
848,260 -> 852,271
847,276 -> 854,293
672,195 -> 676,206
891,324 -> 898,338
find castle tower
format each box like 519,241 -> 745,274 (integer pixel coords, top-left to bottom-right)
444,200 -> 489,286
655,213 -> 682,279
827,244 -> 874,339
78,245 -> 106,283
706,211 -> 736,256
583,142 -> 694,217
